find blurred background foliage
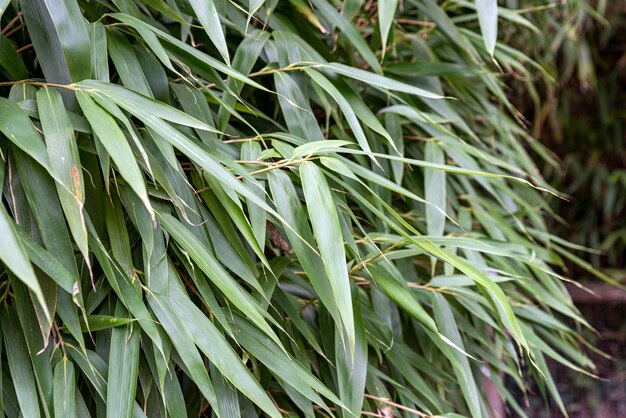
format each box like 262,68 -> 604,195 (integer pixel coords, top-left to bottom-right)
505,1 -> 626,416
513,0 -> 625,277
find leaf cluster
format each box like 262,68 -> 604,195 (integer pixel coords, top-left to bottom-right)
0,1 -> 598,417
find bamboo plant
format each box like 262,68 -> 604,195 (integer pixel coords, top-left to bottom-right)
0,1 -> 599,417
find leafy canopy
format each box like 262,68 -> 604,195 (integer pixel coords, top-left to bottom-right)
0,1 -> 596,417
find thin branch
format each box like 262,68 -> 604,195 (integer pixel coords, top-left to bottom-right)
395,18 -> 436,28
364,394 -> 431,417
0,80 -> 79,90
248,63 -> 325,78
248,157 -> 318,176
16,43 -> 33,53
3,23 -> 25,38
1,12 -> 23,35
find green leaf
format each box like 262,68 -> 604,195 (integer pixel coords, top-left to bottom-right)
369,265 -> 437,333
424,141 -> 446,238
336,289 -> 367,416
12,151 -> 86,349
19,0 -> 71,88
75,80 -> 220,134
241,141 -> 267,249
106,28 -> 153,96
300,161 -> 355,354
0,97 -> 50,170
1,306 -> 42,418
16,228 -> 78,294
305,69 -> 372,154
0,205 -> 49,320
54,358 -> 77,418
106,304 -> 141,418
42,0 -> 91,80
76,90 -> 153,217
0,0 -> 9,19
267,169 -> 344,335
412,0 -> 478,61
37,87 -> 90,275
378,0 -> 399,56
89,22 -> 109,81
323,63 -> 445,99
0,36 -> 28,80
146,294 -> 219,408
230,313 -> 343,413
9,277 -> 54,416
108,13 -> 267,91
476,0 -> 498,56
87,221 -> 165,355
81,315 -> 134,332
274,72 -> 325,142
188,0 -> 230,64
432,293 -> 482,418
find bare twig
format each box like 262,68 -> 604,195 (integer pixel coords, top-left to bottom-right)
1,12 -> 23,35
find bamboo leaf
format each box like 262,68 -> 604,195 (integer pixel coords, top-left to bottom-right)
106,28 -> 153,96
0,0 -> 9,19
336,289 -> 367,415
0,205 -> 48,320
37,87 -> 90,275
267,170 -> 344,334
41,0 -> 91,80
323,63 -> 445,99
89,22 -> 109,81
424,140 -> 446,238
53,358 -> 77,418
188,0 -> 230,64
17,228 -> 77,294
476,0 -> 498,56
0,97 -> 50,170
1,307 -> 42,418
106,304 -> 140,418
378,0 -> 399,56
369,265 -> 437,333
274,72 -> 325,142
432,293 -> 482,418
108,13 -> 267,90
75,80 -> 220,134
76,90 -> 153,217
306,69 -> 372,154
146,294 -> 219,409
300,161 -> 355,354
19,0 -> 72,89
0,36 -> 28,80
231,313 -> 343,413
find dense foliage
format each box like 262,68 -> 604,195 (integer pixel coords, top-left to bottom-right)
0,1 -> 602,417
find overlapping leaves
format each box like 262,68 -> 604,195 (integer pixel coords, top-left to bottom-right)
0,1 -> 597,417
